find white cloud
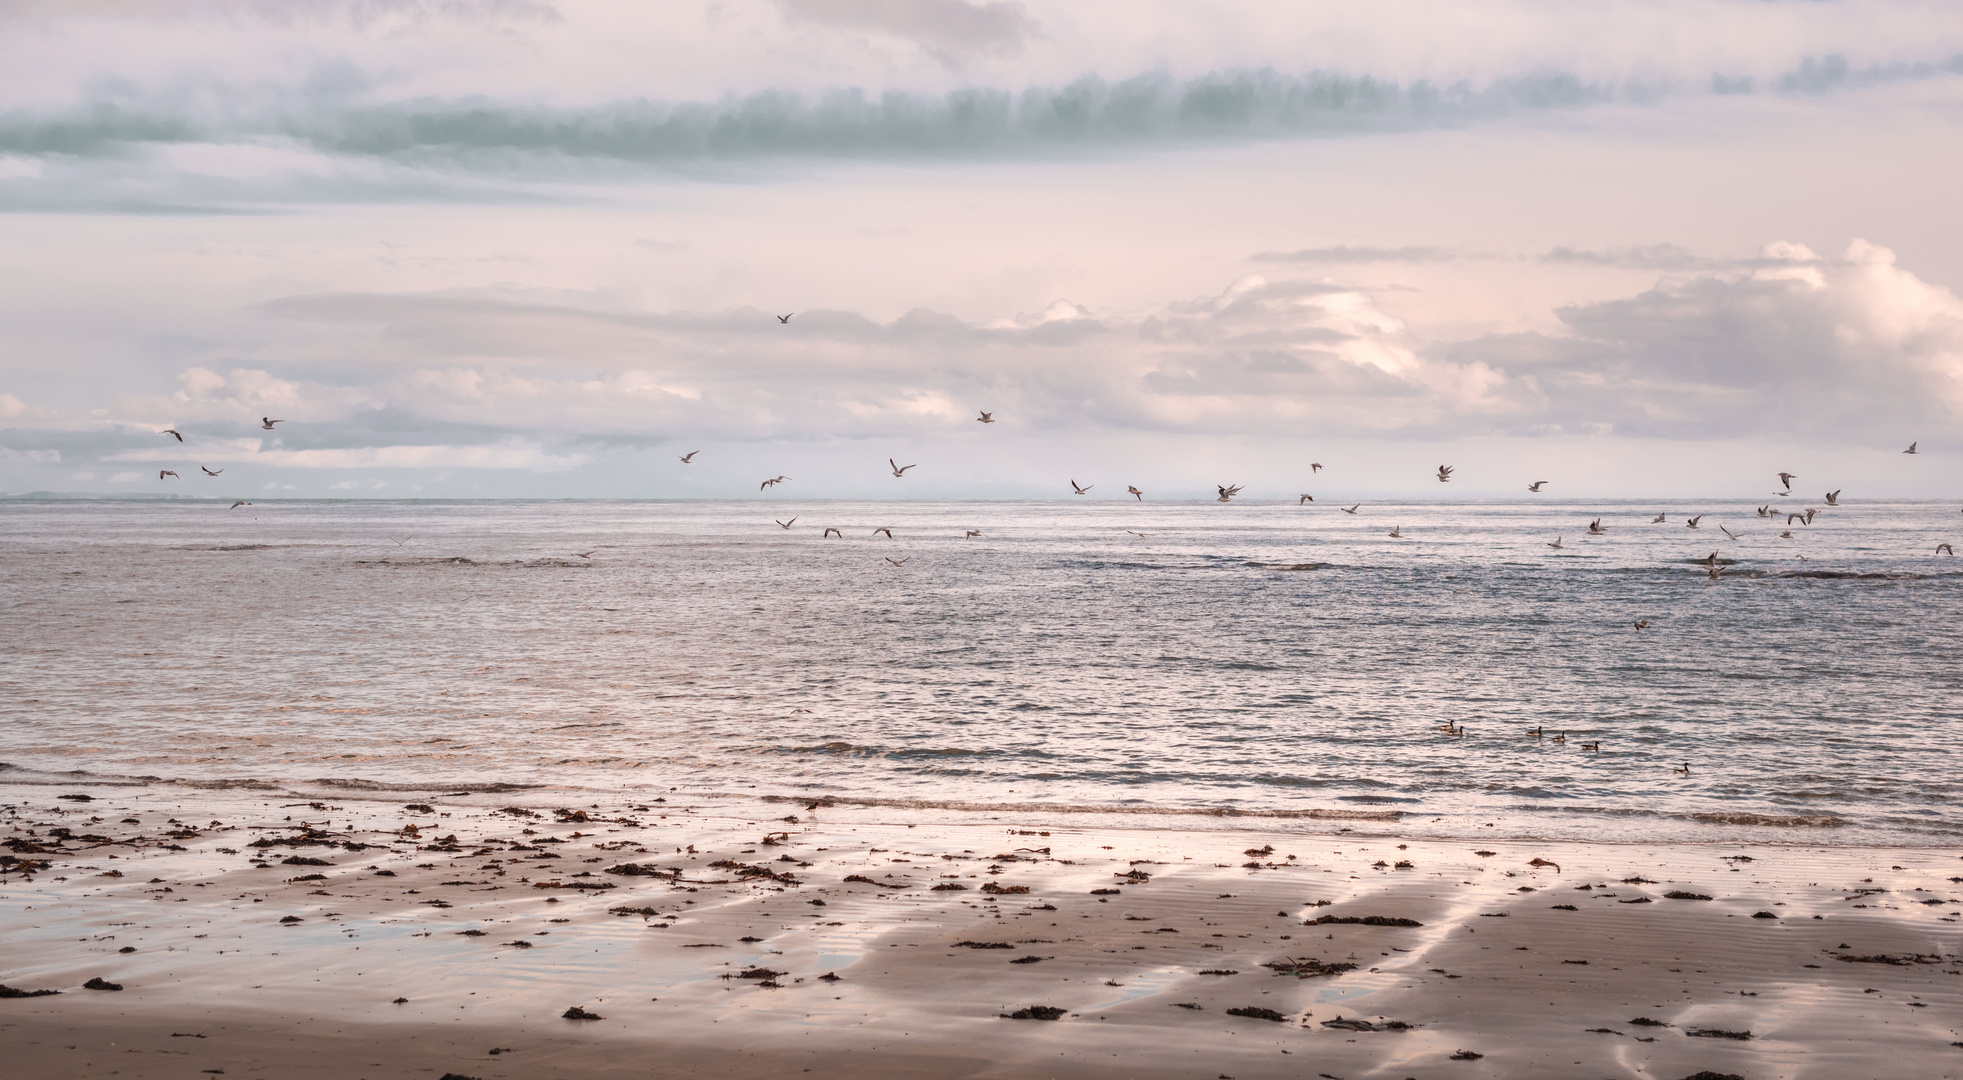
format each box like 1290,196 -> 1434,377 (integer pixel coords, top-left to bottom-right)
0,447 -> 59,464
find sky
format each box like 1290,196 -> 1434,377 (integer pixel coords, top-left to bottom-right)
1,0 -> 1961,501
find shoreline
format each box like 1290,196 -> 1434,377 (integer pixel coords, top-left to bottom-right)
4,783 -> 1960,1079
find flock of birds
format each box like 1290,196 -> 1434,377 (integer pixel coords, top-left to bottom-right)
157,408 -> 1951,563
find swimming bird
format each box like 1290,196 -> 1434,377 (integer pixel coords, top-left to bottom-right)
777,313 -> 794,324
1528,726 -> 1542,738
1342,504 -> 1359,515
889,459 -> 916,477
230,500 -> 251,509
200,466 -> 221,476
680,451 -> 698,464
1127,485 -> 1143,501
1674,762 -> 1691,775
1217,484 -> 1243,502
1651,513 -> 1667,523
1777,471 -> 1797,490
775,518 -> 796,530
572,551 -> 595,559
885,557 -> 907,567
965,530 -> 981,538
1528,481 -> 1547,492
1720,525 -> 1740,540
1551,732 -> 1566,744
1298,494 -> 1313,504
873,528 -> 892,539
158,470 -> 178,479
160,428 -> 183,442
1548,537 -> 1563,548
1587,519 -> 1604,535
1633,619 -> 1649,630
1824,489 -> 1840,506
261,417 -> 282,430
1780,530 -> 1794,538
1388,525 -> 1404,538
823,528 -> 842,538
1904,441 -> 1918,454
976,411 -> 994,423
1581,741 -> 1599,751
1437,720 -> 1459,733
1436,465 -> 1454,483
1310,463 -> 1323,473
1071,480 -> 1093,495
1939,543 -> 1954,556
1685,515 -> 1702,528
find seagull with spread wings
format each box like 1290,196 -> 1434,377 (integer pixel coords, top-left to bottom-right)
1298,494 -> 1313,504
200,466 -> 221,476
775,518 -> 796,530
261,417 -> 282,430
158,470 -> 178,479
1126,485 -> 1143,501
976,411 -> 994,424
1824,489 -> 1840,506
1070,479 -> 1093,495
679,451 -> 698,464
160,428 -> 183,442
777,313 -> 794,324
1217,484 -> 1243,502
1528,481 -> 1548,492
1342,503 -> 1359,515
1436,465 -> 1454,483
889,459 -> 916,477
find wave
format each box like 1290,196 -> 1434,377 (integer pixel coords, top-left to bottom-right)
1511,802 -> 1849,828
758,793 -> 1403,820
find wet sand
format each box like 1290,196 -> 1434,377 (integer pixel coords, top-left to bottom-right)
3,784 -> 1960,1079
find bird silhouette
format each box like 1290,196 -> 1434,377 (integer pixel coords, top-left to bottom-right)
760,476 -> 789,490
1127,485 -> 1143,501
777,313 -> 794,324
1651,513 -> 1667,523
1633,619 -> 1649,630
884,557 -> 908,567
1388,525 -> 1404,538
1298,494 -> 1313,504
261,417 -> 282,430
1124,530 -> 1147,538
160,428 -> 183,442
1756,506 -> 1771,518
1217,484 -> 1243,502
775,518 -> 796,530
1777,471 -> 1797,490
873,528 -> 893,539
889,459 -> 916,477
823,528 -> 842,538
1528,481 -> 1547,492
1310,463 -> 1323,473
1548,537 -> 1563,549
200,466 -> 221,476
1070,480 -> 1093,495
1685,515 -> 1702,529
680,451 -> 698,464
1342,504 -> 1359,515
964,530 -> 981,538
230,500 -> 251,510
1904,441 -> 1918,454
1587,519 -> 1605,535
1436,465 -> 1454,483
1720,525 -> 1739,540
976,411 -> 994,424
572,551 -> 595,559
158,470 -> 178,479
1939,543 -> 1955,556
1581,741 -> 1600,751
1824,489 -> 1840,506
1674,762 -> 1691,775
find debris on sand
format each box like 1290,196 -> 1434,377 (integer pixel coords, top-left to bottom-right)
1751,911 -> 1779,918
609,906 -> 660,917
1686,1028 -> 1753,1040
1197,969 -> 1239,975
1002,1005 -> 1066,1020
1171,1002 -> 1202,1010
818,972 -> 841,982
437,1074 -> 483,1080
604,863 -> 678,879
1664,891 -> 1713,900
278,915 -> 303,924
1628,1018 -> 1670,1027
0,985 -> 60,998
281,856 -> 332,866
1090,888 -> 1120,895
1226,1006 -> 1287,1022
458,929 -> 487,937
562,1006 -> 602,1020
1264,957 -> 1358,978
1009,956 -> 1046,965
953,941 -> 1015,949
82,978 -> 123,991
980,882 -> 1030,894
1836,953 -> 1944,966
1678,1073 -> 1745,1080
1321,1016 -> 1414,1031
1306,915 -> 1423,927
931,883 -> 968,891
1529,857 -> 1561,872
738,968 -> 784,980
1450,1049 -> 1484,1060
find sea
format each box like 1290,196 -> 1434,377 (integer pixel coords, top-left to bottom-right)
2,498 -> 1959,846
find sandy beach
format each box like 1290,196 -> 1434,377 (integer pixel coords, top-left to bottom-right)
3,783 -> 1959,1080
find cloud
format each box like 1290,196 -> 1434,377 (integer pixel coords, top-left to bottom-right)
0,447 -> 60,464
1539,242 -> 1823,272
772,0 -> 1037,63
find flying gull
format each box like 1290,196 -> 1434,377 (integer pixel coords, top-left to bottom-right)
1342,504 -> 1359,515
1388,525 -> 1404,538
873,528 -> 893,539
1310,463 -> 1323,473
1071,479 -> 1093,495
158,470 -> 178,479
889,459 -> 916,477
1298,494 -> 1313,504
160,428 -> 183,442
1904,441 -> 1918,454
1126,485 -> 1143,501
775,518 -> 796,530
261,417 -> 282,430
1548,537 -> 1563,549
1824,489 -> 1840,506
777,313 -> 794,324
976,411 -> 994,424
1685,515 -> 1702,528
823,528 -> 842,538
230,501 -> 251,510
1651,513 -> 1667,523
201,466 -> 221,476
1777,471 -> 1797,490
680,451 -> 698,464
1527,481 -> 1547,492
1436,465 -> 1453,483
1217,484 -> 1243,503
885,557 -> 908,567
965,530 -> 981,538
1587,519 -> 1605,535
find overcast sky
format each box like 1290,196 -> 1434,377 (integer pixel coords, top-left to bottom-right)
2,0 -> 1960,500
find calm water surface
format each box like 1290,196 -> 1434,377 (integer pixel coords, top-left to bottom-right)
2,498 -> 1958,845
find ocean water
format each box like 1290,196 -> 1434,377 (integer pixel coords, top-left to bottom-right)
2,498 -> 1959,845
